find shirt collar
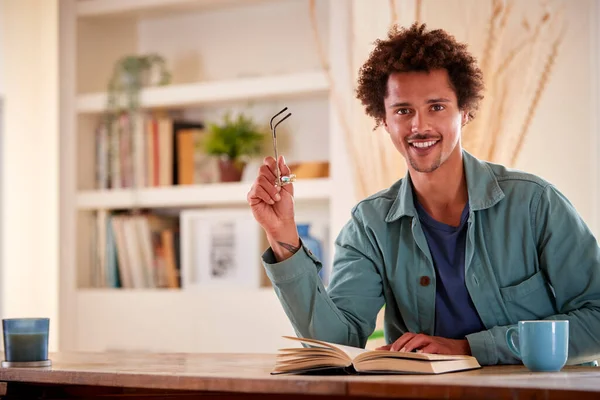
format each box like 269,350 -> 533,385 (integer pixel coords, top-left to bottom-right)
385,150 -> 505,223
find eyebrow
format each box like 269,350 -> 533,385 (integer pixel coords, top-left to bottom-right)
388,98 -> 452,108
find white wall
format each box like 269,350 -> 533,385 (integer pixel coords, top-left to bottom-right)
0,6 -> 4,97
591,0 -> 600,238
0,0 -> 59,350
0,0 -> 4,322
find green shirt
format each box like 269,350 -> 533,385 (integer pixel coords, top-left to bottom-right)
262,151 -> 600,366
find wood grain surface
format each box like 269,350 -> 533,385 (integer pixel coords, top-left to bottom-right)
0,352 -> 598,399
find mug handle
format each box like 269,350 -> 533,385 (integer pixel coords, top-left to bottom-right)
506,326 -> 521,359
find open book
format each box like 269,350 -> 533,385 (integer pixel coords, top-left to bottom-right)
272,336 -> 481,375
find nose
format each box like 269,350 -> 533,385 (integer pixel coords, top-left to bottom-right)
411,112 -> 432,134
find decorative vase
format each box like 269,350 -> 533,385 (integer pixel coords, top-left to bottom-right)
297,223 -> 325,281
218,158 -> 245,182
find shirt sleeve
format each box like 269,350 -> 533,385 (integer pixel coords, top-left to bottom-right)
263,210 -> 385,348
467,184 -> 600,365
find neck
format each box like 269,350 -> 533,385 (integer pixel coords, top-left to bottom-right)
410,148 -> 468,226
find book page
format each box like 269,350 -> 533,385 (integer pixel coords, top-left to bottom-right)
282,336 -> 369,361
354,349 -> 478,363
330,342 -> 370,360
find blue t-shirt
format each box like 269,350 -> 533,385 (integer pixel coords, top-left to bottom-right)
415,200 -> 485,339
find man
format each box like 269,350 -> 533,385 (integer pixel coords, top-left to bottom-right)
246,23 -> 600,365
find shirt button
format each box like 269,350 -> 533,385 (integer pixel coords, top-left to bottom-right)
420,276 -> 431,286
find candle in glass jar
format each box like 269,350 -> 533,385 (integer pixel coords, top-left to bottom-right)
4,332 -> 48,362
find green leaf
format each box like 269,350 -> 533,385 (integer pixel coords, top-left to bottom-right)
201,111 -> 266,160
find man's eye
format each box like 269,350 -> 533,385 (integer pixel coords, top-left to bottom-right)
431,104 -> 445,111
396,108 -> 411,115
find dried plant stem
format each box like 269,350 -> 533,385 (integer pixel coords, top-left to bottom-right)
389,0 -> 399,26
388,0 -> 420,29
309,0 -> 329,70
510,31 -> 563,165
491,0 -> 513,71
498,0 -> 513,31
480,0 -> 503,78
514,15 -> 550,113
308,0 -> 367,197
494,21 -> 542,78
481,0 -> 513,159
477,0 -> 514,159
489,11 -> 549,163
486,79 -> 509,160
463,0 -> 504,156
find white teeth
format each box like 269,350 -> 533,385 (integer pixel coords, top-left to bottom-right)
411,140 -> 437,148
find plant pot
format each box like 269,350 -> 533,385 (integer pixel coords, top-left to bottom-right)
218,158 -> 246,182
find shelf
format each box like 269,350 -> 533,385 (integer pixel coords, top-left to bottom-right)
76,178 -> 331,210
76,0 -> 275,19
76,71 -> 329,114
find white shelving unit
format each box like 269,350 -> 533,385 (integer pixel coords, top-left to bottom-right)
59,0 -> 356,354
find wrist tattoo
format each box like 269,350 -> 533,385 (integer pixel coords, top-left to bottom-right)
277,241 -> 300,254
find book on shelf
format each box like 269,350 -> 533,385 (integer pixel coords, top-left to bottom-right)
95,112 -> 219,190
271,336 -> 481,375
92,210 -> 181,289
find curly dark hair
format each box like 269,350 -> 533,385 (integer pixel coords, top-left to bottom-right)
356,22 -> 485,129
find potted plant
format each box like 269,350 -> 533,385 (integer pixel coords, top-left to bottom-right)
202,112 -> 266,182
104,53 -> 171,140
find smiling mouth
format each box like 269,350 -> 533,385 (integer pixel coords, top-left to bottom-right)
408,139 -> 440,149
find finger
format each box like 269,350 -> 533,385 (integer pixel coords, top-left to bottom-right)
390,333 -> 416,352
247,184 -> 275,206
248,184 -> 274,206
263,156 -> 279,180
401,333 -> 432,353
258,175 -> 281,202
279,155 -> 291,176
259,164 -> 277,183
278,156 -> 295,196
418,343 -> 438,354
264,156 -> 290,194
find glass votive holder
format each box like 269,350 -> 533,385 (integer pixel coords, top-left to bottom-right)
2,318 -> 52,367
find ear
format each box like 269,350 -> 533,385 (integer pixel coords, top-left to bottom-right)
461,111 -> 470,127
382,118 -> 390,133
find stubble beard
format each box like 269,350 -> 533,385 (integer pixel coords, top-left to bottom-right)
408,151 -> 443,173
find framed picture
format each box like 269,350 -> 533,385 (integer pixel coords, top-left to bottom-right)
180,208 -> 262,289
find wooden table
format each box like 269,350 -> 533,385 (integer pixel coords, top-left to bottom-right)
0,352 -> 598,399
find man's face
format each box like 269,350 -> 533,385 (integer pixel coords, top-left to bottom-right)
383,69 -> 467,174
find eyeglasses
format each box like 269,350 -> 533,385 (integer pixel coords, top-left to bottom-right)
270,107 -> 296,187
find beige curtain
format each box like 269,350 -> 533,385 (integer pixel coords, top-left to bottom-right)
311,0 -> 565,200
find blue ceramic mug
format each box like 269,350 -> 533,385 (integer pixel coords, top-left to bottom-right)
505,320 -> 569,372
